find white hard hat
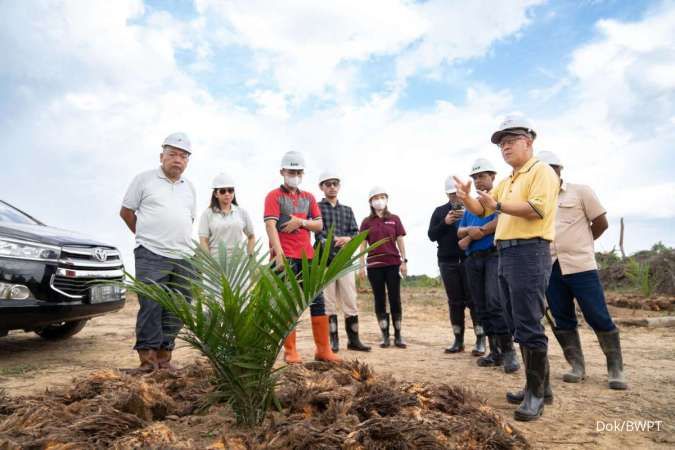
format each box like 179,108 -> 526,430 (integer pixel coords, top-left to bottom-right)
162,132 -> 192,154
280,151 -> 305,170
368,185 -> 387,200
491,115 -> 537,144
469,158 -> 497,176
444,176 -> 457,194
537,151 -> 563,168
212,172 -> 235,189
318,171 -> 340,185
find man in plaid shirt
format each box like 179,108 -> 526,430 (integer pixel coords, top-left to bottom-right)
315,171 -> 371,353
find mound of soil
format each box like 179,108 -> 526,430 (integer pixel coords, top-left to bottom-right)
0,360 -> 529,449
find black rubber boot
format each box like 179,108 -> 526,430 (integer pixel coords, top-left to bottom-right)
507,346 -> 553,405
472,325 -> 486,356
378,313 -> 391,348
514,347 -> 549,421
497,334 -> 520,373
445,325 -> 464,353
345,315 -> 371,352
328,314 -> 339,353
477,335 -> 503,367
596,329 -> 628,390
392,314 -> 407,348
553,328 -> 586,383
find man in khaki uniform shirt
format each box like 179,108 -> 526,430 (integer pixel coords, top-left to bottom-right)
539,151 -> 627,391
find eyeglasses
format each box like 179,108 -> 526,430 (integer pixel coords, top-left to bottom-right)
217,188 -> 235,195
498,135 -> 526,149
164,150 -> 190,160
323,181 -> 339,188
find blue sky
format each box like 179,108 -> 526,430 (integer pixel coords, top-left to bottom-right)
1,0 -> 674,275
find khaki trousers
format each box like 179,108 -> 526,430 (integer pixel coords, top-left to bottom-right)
323,272 -> 358,317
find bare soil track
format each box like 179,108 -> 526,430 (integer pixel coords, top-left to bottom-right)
1,288 -> 673,448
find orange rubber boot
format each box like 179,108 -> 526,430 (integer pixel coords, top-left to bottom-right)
283,329 -> 303,364
312,315 -> 342,362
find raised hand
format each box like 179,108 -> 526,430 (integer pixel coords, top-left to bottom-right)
452,176 -> 472,200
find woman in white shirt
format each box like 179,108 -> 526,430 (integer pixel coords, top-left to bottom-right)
198,173 -> 255,257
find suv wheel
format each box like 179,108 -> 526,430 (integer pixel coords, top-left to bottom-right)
35,319 -> 88,340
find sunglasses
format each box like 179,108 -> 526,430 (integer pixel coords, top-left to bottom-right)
323,181 -> 340,188
217,188 -> 235,194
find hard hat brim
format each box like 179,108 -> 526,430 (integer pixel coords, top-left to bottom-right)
319,177 -> 340,185
162,144 -> 192,155
445,189 -> 457,194
491,128 -> 535,145
369,192 -> 388,200
469,169 -> 497,176
281,165 -> 305,170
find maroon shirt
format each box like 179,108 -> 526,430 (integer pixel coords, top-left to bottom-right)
360,214 -> 406,268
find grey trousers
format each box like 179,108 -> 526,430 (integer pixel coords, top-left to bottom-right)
133,246 -> 192,351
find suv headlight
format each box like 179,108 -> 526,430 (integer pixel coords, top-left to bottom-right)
0,239 -> 61,261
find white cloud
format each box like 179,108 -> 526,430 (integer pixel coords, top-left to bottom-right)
194,0 -> 543,103
395,0 -> 544,81
195,0 -> 427,101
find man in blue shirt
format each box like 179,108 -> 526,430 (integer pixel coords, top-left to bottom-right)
458,158 -> 520,374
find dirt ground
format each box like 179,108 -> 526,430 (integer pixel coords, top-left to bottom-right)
1,288 -> 674,449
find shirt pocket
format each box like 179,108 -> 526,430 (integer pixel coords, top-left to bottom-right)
557,201 -> 579,224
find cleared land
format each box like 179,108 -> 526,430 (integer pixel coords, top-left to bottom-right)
1,289 -> 673,448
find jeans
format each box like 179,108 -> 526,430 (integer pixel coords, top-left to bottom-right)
497,241 -> 552,349
465,251 -> 509,335
133,246 -> 193,351
439,260 -> 476,331
367,265 -> 402,318
288,258 -> 326,316
547,260 -> 616,332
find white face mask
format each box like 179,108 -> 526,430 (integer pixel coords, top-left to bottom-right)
284,175 -> 302,188
371,198 -> 387,210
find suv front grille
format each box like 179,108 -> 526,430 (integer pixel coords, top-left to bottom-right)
51,246 -> 125,299
59,246 -> 123,269
52,275 -> 123,297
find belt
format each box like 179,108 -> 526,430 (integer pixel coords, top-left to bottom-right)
496,238 -> 549,250
468,247 -> 497,258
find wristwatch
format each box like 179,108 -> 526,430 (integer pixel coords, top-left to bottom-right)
301,219 -> 308,228
402,258 -> 408,263
495,202 -> 502,214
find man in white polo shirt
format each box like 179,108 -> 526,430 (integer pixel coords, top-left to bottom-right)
120,132 -> 196,372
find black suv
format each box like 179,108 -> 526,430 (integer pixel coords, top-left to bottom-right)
0,199 -> 125,340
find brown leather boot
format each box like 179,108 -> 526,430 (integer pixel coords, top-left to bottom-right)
312,315 -> 341,362
283,329 -> 302,364
137,349 -> 158,373
157,349 -> 177,371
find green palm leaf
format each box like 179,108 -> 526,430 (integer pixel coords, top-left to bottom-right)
122,229 -> 381,425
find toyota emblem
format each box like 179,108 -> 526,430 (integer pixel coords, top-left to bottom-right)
93,248 -> 108,262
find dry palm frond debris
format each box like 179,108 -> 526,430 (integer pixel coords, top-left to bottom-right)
0,359 -> 529,449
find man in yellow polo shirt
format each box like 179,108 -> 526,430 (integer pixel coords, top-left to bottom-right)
454,116 -> 559,422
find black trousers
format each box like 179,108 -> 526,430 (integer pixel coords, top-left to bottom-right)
439,260 -> 477,331
465,251 -> 508,335
367,265 -> 402,318
288,258 -> 325,316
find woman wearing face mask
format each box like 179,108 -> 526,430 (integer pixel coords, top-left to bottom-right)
358,186 -> 408,349
198,173 -> 256,258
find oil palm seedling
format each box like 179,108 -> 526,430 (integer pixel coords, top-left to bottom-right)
124,230 -> 376,425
